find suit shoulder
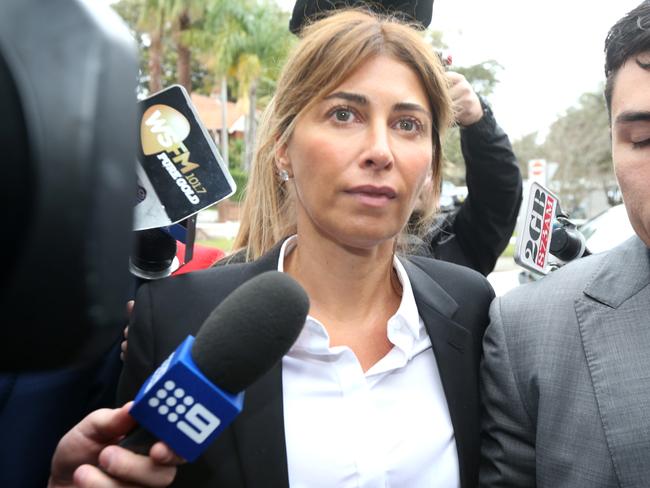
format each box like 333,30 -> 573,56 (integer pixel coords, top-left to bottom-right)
491,252 -> 612,346
502,251 -> 608,308
135,261 -> 263,338
148,260 -> 255,295
405,255 -> 494,328
408,255 -> 492,293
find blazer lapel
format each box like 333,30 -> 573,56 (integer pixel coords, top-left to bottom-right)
401,259 -> 478,488
231,362 -> 289,488
231,242 -> 290,488
575,237 -> 650,487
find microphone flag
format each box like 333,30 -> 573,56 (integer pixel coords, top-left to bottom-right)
514,181 -> 558,275
129,335 -> 243,461
134,85 -> 236,231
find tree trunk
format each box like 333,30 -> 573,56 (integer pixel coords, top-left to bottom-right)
175,11 -> 192,93
244,79 -> 258,173
148,29 -> 163,93
220,76 -> 229,166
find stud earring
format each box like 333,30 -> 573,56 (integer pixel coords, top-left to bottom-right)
279,169 -> 290,182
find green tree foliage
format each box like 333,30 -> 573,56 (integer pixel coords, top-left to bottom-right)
201,0 -> 293,171
166,0 -> 210,93
428,31 -> 504,181
511,131 -> 545,178
454,60 -> 502,98
227,139 -> 248,201
112,0 -> 292,97
112,0 -> 294,182
112,0 -> 212,95
542,89 -> 614,211
510,87 -> 615,215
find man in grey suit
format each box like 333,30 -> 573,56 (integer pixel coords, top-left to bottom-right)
480,2 -> 650,486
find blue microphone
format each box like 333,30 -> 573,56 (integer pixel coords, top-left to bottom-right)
121,271 -> 309,461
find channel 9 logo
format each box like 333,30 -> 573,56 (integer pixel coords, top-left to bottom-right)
147,379 -> 221,444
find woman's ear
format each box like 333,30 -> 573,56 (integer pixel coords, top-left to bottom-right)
275,140 -> 293,176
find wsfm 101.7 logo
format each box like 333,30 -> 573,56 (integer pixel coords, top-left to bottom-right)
141,104 -> 207,205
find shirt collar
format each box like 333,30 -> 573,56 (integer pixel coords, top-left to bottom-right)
276,236 -> 425,355
277,235 -> 297,273
391,256 -> 424,341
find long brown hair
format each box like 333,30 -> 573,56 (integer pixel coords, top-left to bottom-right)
233,8 -> 452,260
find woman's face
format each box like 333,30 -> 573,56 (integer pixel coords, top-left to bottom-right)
279,54 -> 434,250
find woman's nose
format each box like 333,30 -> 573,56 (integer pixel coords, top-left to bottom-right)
361,125 -> 394,170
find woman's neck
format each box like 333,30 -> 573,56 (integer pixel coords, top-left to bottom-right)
284,233 -> 401,329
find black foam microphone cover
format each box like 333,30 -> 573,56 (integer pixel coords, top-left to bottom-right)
289,0 -> 434,34
550,226 -> 589,262
191,271 -> 310,393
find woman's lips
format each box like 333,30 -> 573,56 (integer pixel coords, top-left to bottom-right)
345,185 -> 397,207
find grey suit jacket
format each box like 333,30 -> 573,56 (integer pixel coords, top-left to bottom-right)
480,236 -> 650,487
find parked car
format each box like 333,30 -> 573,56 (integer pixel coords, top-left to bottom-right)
577,203 -> 635,254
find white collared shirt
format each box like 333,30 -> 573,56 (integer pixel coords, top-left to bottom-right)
278,236 -> 459,488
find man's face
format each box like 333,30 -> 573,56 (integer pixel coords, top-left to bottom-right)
611,53 -> 650,247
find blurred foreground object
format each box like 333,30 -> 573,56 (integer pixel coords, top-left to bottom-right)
0,0 -> 138,370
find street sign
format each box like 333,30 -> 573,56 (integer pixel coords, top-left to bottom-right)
528,159 -> 547,187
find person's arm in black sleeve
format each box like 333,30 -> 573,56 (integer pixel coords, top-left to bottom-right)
433,72 -> 522,275
117,284 -> 156,404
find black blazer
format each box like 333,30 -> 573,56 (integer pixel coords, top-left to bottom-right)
118,242 -> 494,487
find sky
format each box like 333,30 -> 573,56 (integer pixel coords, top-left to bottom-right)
276,0 -> 643,141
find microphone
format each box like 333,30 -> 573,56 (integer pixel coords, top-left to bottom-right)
515,181 -> 591,275
549,219 -> 590,262
121,271 -> 309,461
129,229 -> 179,281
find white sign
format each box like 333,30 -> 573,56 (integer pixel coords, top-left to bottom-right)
528,159 -> 547,187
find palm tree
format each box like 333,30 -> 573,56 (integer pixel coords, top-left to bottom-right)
139,0 -> 168,93
220,0 -> 293,171
193,1 -> 247,165
165,0 -> 207,93
112,0 -> 168,93
194,0 -> 293,169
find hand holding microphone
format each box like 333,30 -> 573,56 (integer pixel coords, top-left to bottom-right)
51,271 -> 308,485
48,403 -> 183,488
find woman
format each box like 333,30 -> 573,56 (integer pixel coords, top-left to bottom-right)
119,9 -> 494,487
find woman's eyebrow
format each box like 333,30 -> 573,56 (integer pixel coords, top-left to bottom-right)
323,92 -> 432,121
393,102 -> 432,121
323,91 -> 368,105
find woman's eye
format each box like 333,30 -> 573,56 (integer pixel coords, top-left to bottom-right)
399,119 -> 415,131
396,117 -> 422,133
334,109 -> 353,122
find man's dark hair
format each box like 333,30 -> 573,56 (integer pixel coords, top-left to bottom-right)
604,1 -> 650,116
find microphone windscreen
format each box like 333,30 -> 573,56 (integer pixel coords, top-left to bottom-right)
191,271 -> 309,393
